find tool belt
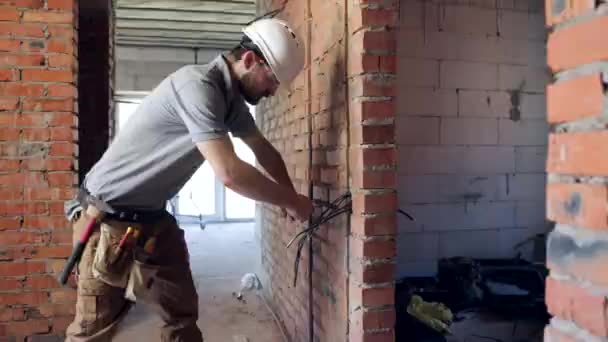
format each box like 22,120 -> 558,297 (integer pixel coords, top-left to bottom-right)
76,187 -> 167,224
73,188 -> 166,292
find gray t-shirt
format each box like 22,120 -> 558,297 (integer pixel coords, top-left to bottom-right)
83,53 -> 257,211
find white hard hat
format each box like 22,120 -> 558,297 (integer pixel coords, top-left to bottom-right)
242,18 -> 304,85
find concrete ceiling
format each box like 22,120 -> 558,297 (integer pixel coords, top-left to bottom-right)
115,0 -> 257,49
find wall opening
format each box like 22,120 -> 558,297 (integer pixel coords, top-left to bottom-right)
395,0 -> 550,340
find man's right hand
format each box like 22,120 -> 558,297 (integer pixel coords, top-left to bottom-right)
286,194 -> 313,222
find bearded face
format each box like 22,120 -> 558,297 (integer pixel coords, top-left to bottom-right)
237,53 -> 279,105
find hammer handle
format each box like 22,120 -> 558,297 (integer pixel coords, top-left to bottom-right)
58,216 -> 97,285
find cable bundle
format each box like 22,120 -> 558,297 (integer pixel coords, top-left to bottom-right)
286,192 -> 352,287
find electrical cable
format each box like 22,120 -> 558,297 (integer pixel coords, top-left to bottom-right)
287,194 -> 416,287
288,193 -> 352,286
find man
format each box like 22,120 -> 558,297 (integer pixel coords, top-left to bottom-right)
64,18 -> 312,341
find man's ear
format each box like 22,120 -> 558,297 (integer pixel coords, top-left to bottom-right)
242,50 -> 257,70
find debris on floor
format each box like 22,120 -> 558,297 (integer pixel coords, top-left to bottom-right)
407,295 -> 453,334
396,256 -> 549,342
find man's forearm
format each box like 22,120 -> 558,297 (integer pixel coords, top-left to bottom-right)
257,148 -> 296,192
227,158 -> 296,209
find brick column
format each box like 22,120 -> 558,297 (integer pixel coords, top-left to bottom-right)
544,1 -> 608,340
0,0 -> 79,339
347,1 -> 398,341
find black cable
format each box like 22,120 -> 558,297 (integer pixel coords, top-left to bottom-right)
289,193 -> 353,286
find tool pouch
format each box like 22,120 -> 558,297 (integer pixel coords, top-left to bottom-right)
124,259 -> 160,302
92,223 -> 135,288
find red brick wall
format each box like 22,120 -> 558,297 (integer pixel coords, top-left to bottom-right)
255,0 -> 398,341
0,0 -> 78,339
544,1 -> 608,340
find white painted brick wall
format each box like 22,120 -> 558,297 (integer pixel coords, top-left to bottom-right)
440,61 -> 498,89
498,65 -> 552,92
396,0 -> 548,277
515,146 -> 547,172
439,230 -> 502,258
398,175 -> 440,204
397,232 -> 439,261
398,29 -> 546,66
397,117 -> 440,145
399,202 -> 516,232
440,118 -> 498,145
497,10 -> 546,41
399,58 -> 439,87
458,90 -> 511,118
397,261 -> 438,278
498,173 -> 547,200
439,175 -> 504,202
434,5 -> 497,37
499,119 -> 549,145
520,93 -> 547,119
515,200 -> 549,230
398,146 -> 515,174
397,87 -> 458,117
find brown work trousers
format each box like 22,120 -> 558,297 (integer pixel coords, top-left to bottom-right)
65,210 -> 203,342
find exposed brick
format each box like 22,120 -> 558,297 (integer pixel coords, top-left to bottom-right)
0,83 -> 44,97
546,0 -> 598,26
0,8 -> 20,21
46,39 -> 74,54
546,277 -> 608,336
0,23 -> 44,38
47,0 -> 74,10
351,147 -> 395,170
350,260 -> 395,283
350,283 -> 394,307
0,98 -> 19,111
349,74 -> 396,97
2,319 -> 50,335
352,191 -> 397,215
21,70 -> 73,83
349,7 -> 398,33
350,124 -> 394,145
0,262 -> 44,277
22,11 -> 73,24
352,169 -> 395,189
547,227 -> 608,287
0,68 -> 17,81
47,55 -> 73,68
547,183 -> 608,230
548,132 -> 608,176
0,0 -> 44,7
547,73 -> 605,124
0,53 -> 44,66
351,214 -> 396,236
0,39 -> 21,52
351,99 -> 395,122
548,16 -> 608,72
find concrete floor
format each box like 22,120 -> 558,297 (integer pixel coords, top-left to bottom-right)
113,222 -> 285,342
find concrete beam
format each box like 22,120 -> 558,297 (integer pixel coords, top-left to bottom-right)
116,8 -> 253,25
117,28 -> 241,41
116,0 -> 255,15
116,18 -> 244,33
115,37 -> 236,49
